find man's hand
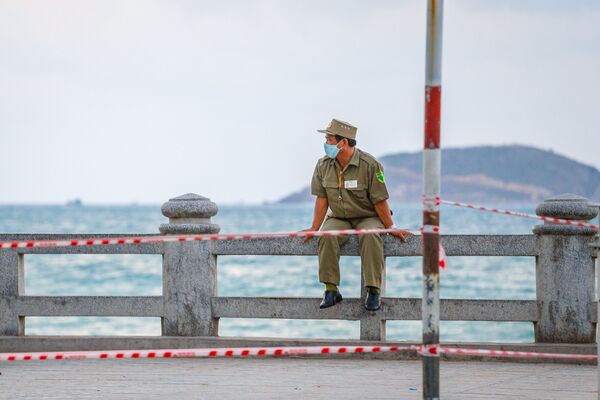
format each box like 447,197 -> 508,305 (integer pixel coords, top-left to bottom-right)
301,228 -> 318,244
389,228 -> 411,242
303,197 -> 328,244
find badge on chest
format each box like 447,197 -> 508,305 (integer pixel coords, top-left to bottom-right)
344,180 -> 358,189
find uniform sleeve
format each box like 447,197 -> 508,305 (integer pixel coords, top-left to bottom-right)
311,161 -> 327,197
368,162 -> 389,204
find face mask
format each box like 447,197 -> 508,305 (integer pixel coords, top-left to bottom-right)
324,142 -> 342,158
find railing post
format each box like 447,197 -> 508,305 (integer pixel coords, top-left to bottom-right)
588,204 -> 600,399
160,193 -> 220,336
533,193 -> 598,343
360,266 -> 386,340
0,250 -> 24,335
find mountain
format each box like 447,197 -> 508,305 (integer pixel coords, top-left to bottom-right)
278,145 -> 600,204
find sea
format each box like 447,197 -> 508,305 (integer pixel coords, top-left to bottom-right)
0,202 -> 542,343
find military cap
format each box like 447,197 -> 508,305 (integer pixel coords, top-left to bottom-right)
317,118 -> 357,140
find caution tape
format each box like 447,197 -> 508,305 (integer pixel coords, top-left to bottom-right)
398,344 -> 597,361
3,198 -> 595,251
1,344 -> 595,362
437,198 -> 599,231
0,228 -> 448,270
0,344 -> 419,362
439,346 -> 597,361
438,244 -> 447,270
0,228 -> 417,250
421,225 -> 440,234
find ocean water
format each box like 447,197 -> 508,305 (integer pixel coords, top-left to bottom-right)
0,202 -> 540,342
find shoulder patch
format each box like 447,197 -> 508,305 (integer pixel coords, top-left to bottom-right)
376,170 -> 385,183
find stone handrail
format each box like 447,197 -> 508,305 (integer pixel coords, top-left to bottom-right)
0,193 -> 598,343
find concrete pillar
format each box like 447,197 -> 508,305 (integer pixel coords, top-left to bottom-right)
359,265 -> 386,340
589,215 -> 600,395
534,193 -> 598,343
160,193 -> 220,336
0,250 -> 24,335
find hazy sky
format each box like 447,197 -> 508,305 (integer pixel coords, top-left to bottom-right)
1,0 -> 599,205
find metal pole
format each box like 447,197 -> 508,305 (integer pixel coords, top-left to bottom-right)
422,1 -> 443,399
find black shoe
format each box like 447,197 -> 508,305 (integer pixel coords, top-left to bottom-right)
365,291 -> 381,311
319,290 -> 343,309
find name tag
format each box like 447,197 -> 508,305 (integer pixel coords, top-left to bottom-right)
344,180 -> 358,189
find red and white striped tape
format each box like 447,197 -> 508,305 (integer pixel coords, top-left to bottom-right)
422,195 -> 441,209
421,225 -> 440,234
0,228 -> 448,270
438,346 -> 597,361
419,225 -> 446,270
0,228 -> 417,250
0,344 -> 419,362
438,198 -> 599,231
3,198 -> 595,250
438,244 -> 447,270
1,344 -> 595,362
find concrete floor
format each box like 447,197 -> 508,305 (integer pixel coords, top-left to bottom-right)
0,357 -> 596,399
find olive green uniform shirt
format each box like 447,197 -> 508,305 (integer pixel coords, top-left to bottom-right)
311,148 -> 389,219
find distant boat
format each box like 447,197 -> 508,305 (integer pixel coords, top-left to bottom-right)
66,198 -> 83,207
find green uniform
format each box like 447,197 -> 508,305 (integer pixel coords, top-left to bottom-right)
311,147 -> 389,289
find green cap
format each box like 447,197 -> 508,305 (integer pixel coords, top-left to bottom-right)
317,118 -> 357,140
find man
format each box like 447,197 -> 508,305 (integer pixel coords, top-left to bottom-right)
303,118 -> 409,311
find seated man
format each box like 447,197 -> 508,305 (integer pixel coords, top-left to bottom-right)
303,118 -> 408,311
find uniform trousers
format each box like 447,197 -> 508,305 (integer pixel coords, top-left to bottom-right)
318,216 -> 385,289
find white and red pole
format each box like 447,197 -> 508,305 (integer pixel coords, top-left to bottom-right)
422,0 -> 443,398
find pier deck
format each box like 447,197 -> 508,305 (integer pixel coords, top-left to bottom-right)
0,358 -> 595,399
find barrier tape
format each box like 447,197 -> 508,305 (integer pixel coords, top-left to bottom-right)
0,229 -> 448,270
437,198 -> 599,231
438,244 -> 447,270
1,344 -> 595,362
439,346 -> 597,361
422,195 -> 441,208
421,225 -> 440,234
0,345 -> 419,362
0,228 -> 416,250
3,198 -> 595,250
418,344 -> 440,357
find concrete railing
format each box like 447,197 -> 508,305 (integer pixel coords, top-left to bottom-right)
0,193 -> 597,343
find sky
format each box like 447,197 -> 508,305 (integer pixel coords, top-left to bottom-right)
1,0 -> 599,205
